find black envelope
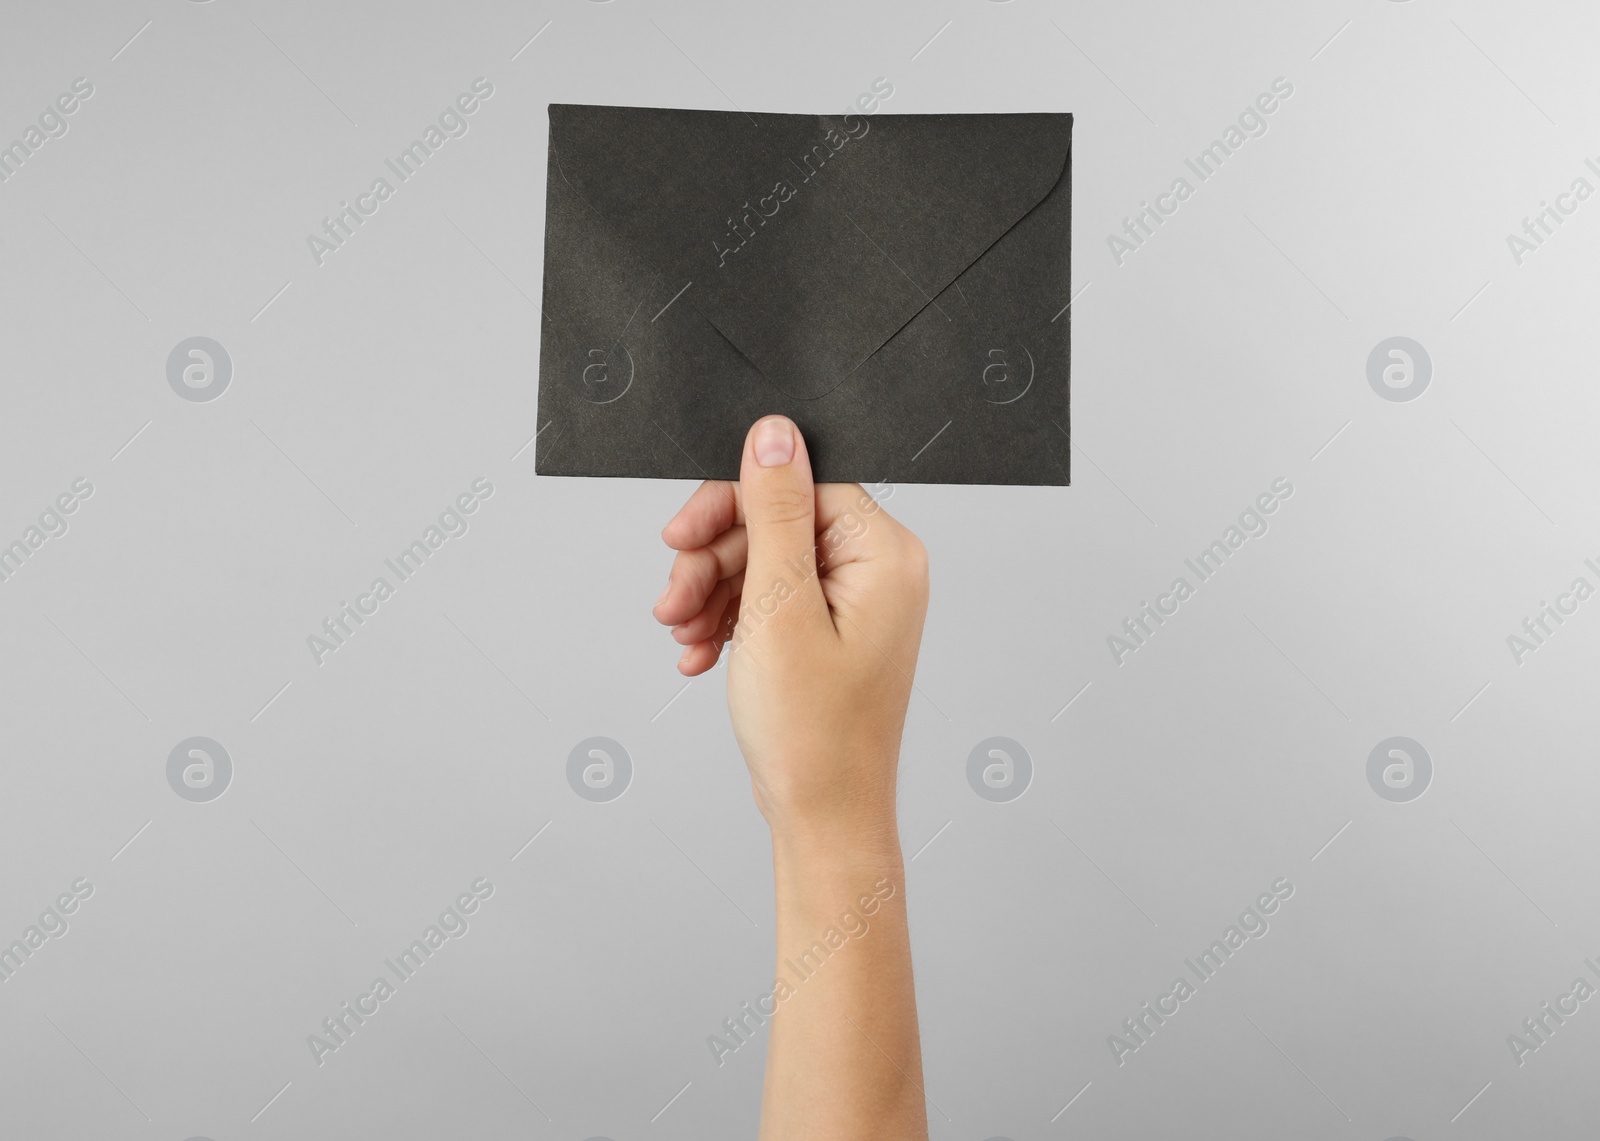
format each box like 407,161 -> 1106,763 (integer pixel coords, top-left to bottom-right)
535,103 -> 1072,485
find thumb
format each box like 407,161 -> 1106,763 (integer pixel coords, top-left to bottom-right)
739,415 -> 824,623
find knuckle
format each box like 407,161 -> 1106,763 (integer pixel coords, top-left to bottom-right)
755,485 -> 813,528
680,548 -> 719,594
899,533 -> 930,586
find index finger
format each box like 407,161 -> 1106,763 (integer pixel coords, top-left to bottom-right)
662,479 -> 739,551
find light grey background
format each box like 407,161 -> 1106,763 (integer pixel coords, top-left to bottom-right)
2,0 -> 1597,1138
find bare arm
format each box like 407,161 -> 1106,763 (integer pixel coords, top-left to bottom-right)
762,816 -> 927,1139
655,415 -> 931,1141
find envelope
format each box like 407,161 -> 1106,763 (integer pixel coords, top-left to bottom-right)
535,103 -> 1072,485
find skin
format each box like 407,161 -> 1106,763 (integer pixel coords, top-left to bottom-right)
653,414 -> 932,1141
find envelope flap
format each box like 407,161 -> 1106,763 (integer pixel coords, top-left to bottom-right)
548,104 -> 1071,400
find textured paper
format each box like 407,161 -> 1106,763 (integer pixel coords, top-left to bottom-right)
536,103 -> 1072,485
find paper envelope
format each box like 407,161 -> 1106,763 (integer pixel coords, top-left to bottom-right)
535,103 -> 1072,485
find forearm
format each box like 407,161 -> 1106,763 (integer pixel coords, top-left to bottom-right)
758,809 -> 929,1141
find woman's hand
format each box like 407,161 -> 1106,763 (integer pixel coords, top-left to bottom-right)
652,414 -> 933,1141
653,415 -> 929,835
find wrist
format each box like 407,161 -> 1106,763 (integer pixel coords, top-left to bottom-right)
768,805 -> 904,878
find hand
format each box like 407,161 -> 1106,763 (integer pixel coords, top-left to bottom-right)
652,415 -> 930,833
655,415 -> 932,1140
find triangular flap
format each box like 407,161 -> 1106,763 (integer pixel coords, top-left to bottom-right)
548,104 -> 1072,399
